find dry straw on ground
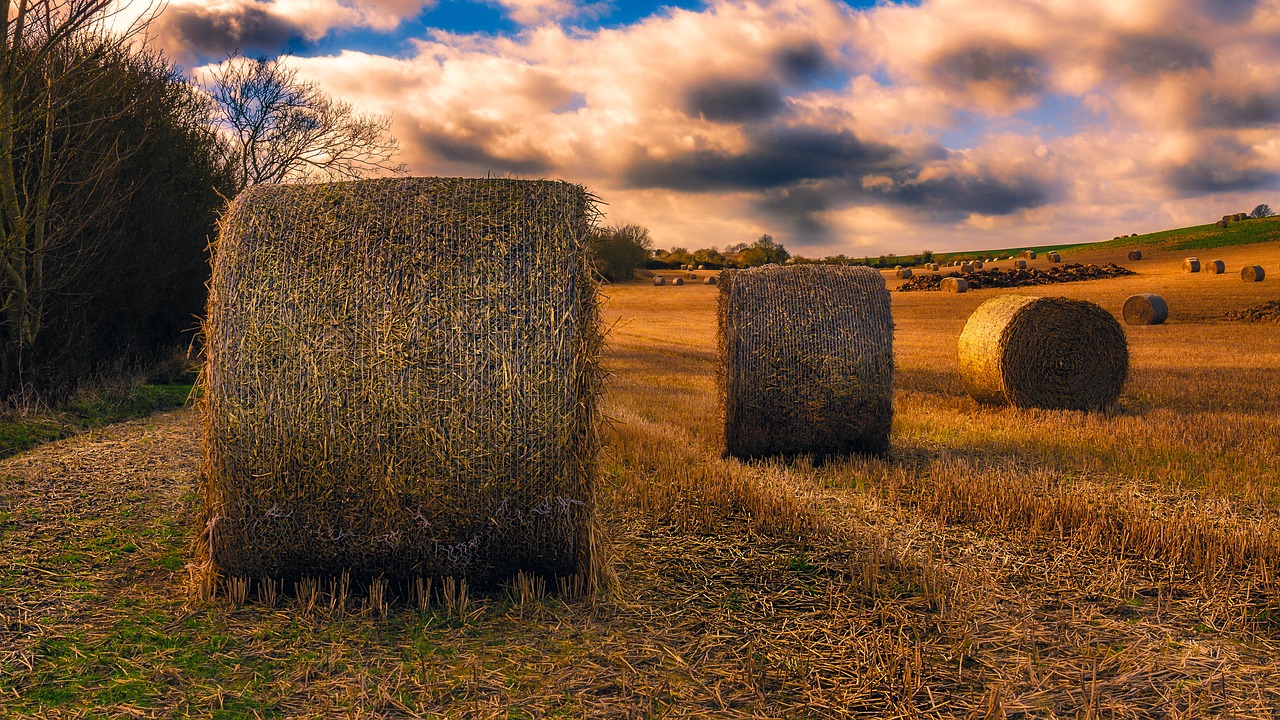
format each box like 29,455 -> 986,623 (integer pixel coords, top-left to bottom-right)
1242,265 -> 1265,282
1127,250 -> 1142,261
957,295 -> 1128,410
941,277 -> 968,293
1122,293 -> 1168,325
1206,259 -> 1226,274
200,177 -> 607,591
1184,258 -> 1201,273
718,265 -> 893,460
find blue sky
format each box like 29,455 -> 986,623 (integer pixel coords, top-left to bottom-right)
152,0 -> 1280,255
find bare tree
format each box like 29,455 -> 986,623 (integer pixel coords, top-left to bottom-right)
207,52 -> 407,190
0,0 -> 159,393
1251,203 -> 1273,219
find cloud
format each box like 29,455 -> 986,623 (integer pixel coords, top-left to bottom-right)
928,42 -> 1046,110
157,3 -> 311,60
685,79 -> 786,123
773,42 -> 832,83
1195,91 -> 1280,129
489,0 -> 610,26
1105,34 -> 1213,77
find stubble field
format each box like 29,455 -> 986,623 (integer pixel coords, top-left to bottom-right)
2,239 -> 1280,717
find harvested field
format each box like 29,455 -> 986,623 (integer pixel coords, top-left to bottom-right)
897,263 -> 1135,292
1223,299 -> 1280,322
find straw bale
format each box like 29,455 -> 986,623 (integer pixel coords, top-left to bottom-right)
654,276 -> 666,286
1047,251 -> 1061,263
896,268 -> 913,279
961,262 -> 974,273
957,295 -> 1128,411
1127,250 -> 1142,261
974,260 -> 984,269
941,277 -> 968,293
1236,213 -> 1249,221
1216,220 -> 1229,228
704,276 -> 718,285
1122,293 -> 1168,325
1205,259 -> 1226,274
1241,265 -> 1265,282
718,265 -> 893,460
1183,258 -> 1201,273
673,277 -> 685,286
1014,259 -> 1027,269
201,177 -> 605,587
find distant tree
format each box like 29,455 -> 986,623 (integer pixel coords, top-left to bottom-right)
207,52 -> 406,191
592,223 -> 653,282
921,249 -> 934,263
1252,203 -> 1274,219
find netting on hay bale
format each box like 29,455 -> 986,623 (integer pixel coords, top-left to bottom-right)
1206,259 -> 1226,274
200,177 -> 606,590
718,265 -> 893,461
1123,294 -> 1168,325
957,295 -> 1128,411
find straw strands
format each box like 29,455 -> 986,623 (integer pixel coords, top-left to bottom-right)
1241,265 -> 1265,282
718,265 -> 893,460
200,177 -> 606,588
957,295 -> 1128,411
1122,294 -> 1168,325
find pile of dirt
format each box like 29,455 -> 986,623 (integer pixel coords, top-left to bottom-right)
897,263 -> 1136,292
1221,300 -> 1280,322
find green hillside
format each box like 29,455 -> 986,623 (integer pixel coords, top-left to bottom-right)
934,214 -> 1280,264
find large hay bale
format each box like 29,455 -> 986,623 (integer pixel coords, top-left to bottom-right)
1183,258 -> 1201,273
1122,293 -> 1168,325
1127,250 -> 1142,261
941,277 -> 968,293
957,295 -> 1128,411
201,177 -> 604,587
1206,259 -> 1226,274
673,276 -> 685,286
654,276 -> 666,286
718,265 -> 893,460
896,268 -> 913,279
1242,265 -> 1265,282
1014,259 -> 1027,269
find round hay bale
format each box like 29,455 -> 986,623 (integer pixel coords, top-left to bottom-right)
1242,265 -> 1265,282
1216,220 -> 1229,228
719,265 -> 893,460
704,275 -> 718,285
1236,213 -> 1249,221
941,277 -> 968,293
689,273 -> 697,279
1122,293 -> 1168,325
654,276 -> 666,286
894,265 -> 903,270
1023,250 -> 1037,260
957,295 -> 1128,411
201,177 -> 605,586
974,260 -> 984,269
1222,215 -> 1234,223
1183,258 -> 1201,273
697,264 -> 705,270
1014,259 -> 1027,270
1205,259 -> 1226,274
1047,251 -> 1062,263
1127,250 -> 1142,261
896,268 -> 913,279
960,262 -> 974,273
672,276 -> 685,286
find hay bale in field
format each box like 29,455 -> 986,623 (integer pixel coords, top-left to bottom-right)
688,273 -> 697,279
1014,259 -> 1027,269
1023,250 -> 1037,260
697,265 -> 705,270
704,275 -> 718,285
1237,213 -> 1249,221
957,295 -> 1128,411
201,177 -> 605,588
654,276 -> 666,286
1122,294 -> 1168,325
1216,220 -> 1229,228
929,263 -> 940,271
941,277 -> 968,293
1047,251 -> 1061,263
673,277 -> 685,286
1205,259 -> 1226,274
974,260 -> 984,269
1183,258 -> 1201,273
1242,265 -> 1265,282
718,265 -> 893,460
896,268 -> 913,279
961,261 -> 975,273
1127,250 -> 1142,261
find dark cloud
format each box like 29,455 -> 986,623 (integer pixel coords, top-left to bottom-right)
774,42 -> 831,84
1106,34 -> 1212,77
1192,0 -> 1258,24
413,124 -> 552,175
161,3 -> 309,59
685,79 -> 785,123
869,173 -> 1052,216
1165,159 -> 1278,195
930,42 -> 1044,99
625,125 -> 903,191
1196,92 -> 1280,129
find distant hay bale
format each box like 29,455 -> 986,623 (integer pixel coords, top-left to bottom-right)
201,177 -> 605,587
1206,259 -> 1226,274
895,265 -> 903,270
1014,259 -> 1027,269
929,263 -> 940,271
1236,213 -> 1249,221
957,295 -> 1128,411
896,268 -> 913,279
1183,258 -> 1201,273
1047,252 -> 1061,263
961,262 -> 974,273
1222,215 -> 1234,223
941,277 -> 968,293
1216,220 -> 1229,228
1122,293 -> 1168,325
673,277 -> 685,286
697,264 -> 705,270
1242,265 -> 1265,282
704,276 -> 718,285
689,273 -> 697,279
974,260 -> 984,269
1023,250 -> 1037,260
654,276 -> 666,286
718,265 -> 893,460
1127,250 -> 1142,261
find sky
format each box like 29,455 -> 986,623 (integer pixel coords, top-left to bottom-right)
139,0 -> 1280,256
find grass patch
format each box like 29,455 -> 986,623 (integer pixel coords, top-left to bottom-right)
0,382 -> 192,459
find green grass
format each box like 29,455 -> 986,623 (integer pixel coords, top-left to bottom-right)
0,382 -> 192,459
